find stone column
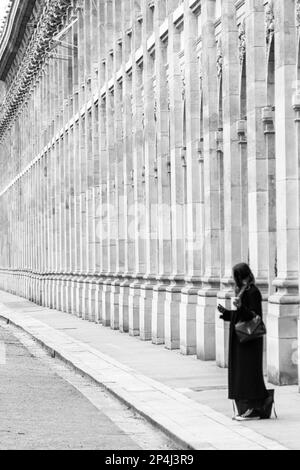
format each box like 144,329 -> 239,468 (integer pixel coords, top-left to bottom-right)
164,3 -> 185,350
46,145 -> 52,308
119,0 -> 134,333
36,158 -> 42,305
215,0 -> 243,368
53,55 -> 61,310
61,130 -> 69,313
73,121 -> 81,316
77,107 -> 87,318
139,1 -> 157,342
128,0 -> 147,337
49,140 -> 56,309
81,0 -> 93,320
61,39 -> 71,313
93,0 -> 106,325
293,90 -> 300,390
54,136 -> 62,310
109,0 -> 123,331
99,90 -> 108,324
152,1 -> 172,347
86,0 -> 100,323
101,0 -> 115,327
66,124 -> 74,315
179,0 -> 202,356
43,149 -> 49,307
74,2 -> 86,318
267,0 -> 299,385
196,0 -> 220,361
70,8 -> 80,316
244,2 -> 270,369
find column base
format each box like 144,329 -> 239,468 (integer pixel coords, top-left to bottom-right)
179,285 -> 198,356
65,276 -> 74,314
75,276 -> 85,318
70,277 -> 78,315
110,277 -> 121,330
128,277 -> 142,337
139,279 -> 154,341
55,276 -> 63,311
101,277 -> 112,327
119,277 -> 131,333
216,283 -> 233,368
94,278 -> 104,324
60,275 -> 69,313
88,276 -> 98,322
50,276 -> 57,310
152,279 -> 169,345
164,281 -> 183,350
196,284 -> 218,361
267,289 -> 299,385
81,276 -> 90,320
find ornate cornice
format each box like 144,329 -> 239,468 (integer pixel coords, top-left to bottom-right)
0,0 -> 37,80
0,1 -> 13,42
0,0 -> 72,141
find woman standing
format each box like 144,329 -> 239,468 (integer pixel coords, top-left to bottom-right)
217,263 -> 269,421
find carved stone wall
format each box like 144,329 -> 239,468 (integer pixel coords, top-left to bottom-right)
0,0 -> 299,388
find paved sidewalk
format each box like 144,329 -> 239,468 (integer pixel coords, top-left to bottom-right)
0,290 -> 299,450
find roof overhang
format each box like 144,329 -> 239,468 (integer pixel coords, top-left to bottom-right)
0,0 -> 36,81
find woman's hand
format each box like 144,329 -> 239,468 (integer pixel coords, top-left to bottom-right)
217,304 -> 226,314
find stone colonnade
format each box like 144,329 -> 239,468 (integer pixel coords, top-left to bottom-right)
0,0 -> 300,388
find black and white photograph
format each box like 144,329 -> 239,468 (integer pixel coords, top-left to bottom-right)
0,0 -> 299,454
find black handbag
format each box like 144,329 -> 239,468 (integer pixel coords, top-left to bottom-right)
260,389 -> 277,419
235,311 -> 266,343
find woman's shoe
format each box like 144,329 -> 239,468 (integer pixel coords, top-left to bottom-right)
235,409 -> 261,421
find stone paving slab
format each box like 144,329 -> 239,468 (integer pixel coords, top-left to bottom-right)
0,291 -> 289,450
0,321 -> 144,450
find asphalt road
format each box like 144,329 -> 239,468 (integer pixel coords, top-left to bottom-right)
0,321 -> 178,450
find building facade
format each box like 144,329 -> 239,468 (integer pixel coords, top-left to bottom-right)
0,0 -> 299,388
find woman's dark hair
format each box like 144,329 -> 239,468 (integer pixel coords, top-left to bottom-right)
232,263 -> 255,294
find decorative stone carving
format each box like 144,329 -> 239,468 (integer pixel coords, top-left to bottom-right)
0,0 -> 72,141
238,19 -> 246,65
296,0 -> 300,28
265,0 -> 275,44
0,0 -> 13,41
216,38 -> 223,78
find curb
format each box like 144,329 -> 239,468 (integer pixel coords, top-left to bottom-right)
0,301 -> 288,451
0,307 -> 197,450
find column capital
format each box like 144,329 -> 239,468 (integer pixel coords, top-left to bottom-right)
215,129 -> 223,152
261,105 -> 275,123
292,92 -> 300,112
236,118 -> 247,138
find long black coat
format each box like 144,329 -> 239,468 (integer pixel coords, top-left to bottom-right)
221,284 -> 267,401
